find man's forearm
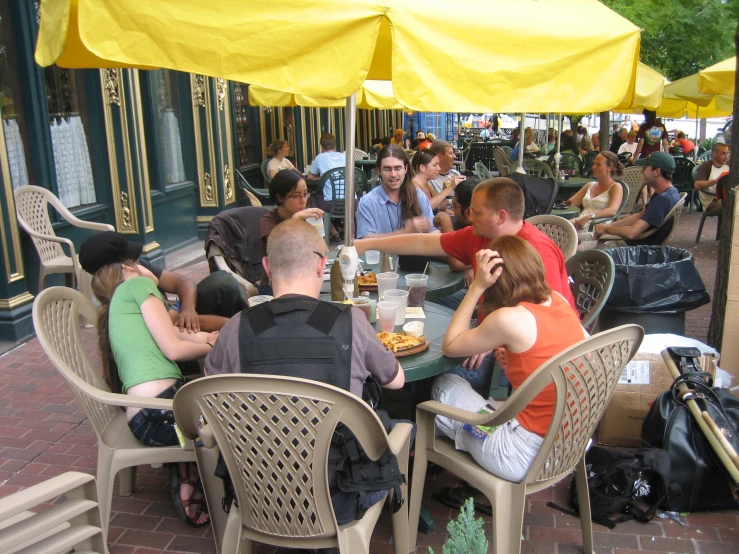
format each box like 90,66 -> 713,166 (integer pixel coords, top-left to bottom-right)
176,279 -> 199,311
694,179 -> 715,191
355,233 -> 444,256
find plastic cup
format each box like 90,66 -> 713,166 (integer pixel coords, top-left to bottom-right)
377,272 -> 399,300
350,297 -> 372,321
377,301 -> 397,332
305,216 -> 325,237
383,290 -> 409,325
405,274 -> 429,307
248,295 -> 273,307
365,250 -> 381,265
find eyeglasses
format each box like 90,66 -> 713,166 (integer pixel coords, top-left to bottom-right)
313,251 -> 326,259
380,166 -> 405,174
286,192 -> 311,200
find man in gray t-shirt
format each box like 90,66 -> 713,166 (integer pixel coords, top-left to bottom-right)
205,219 -> 404,395
427,140 -> 466,194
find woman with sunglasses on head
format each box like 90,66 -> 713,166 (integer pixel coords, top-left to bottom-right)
258,169 -> 324,293
80,233 -> 220,528
411,149 -> 459,233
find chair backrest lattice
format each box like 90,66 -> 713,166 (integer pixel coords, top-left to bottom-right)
673,157 -> 696,189
33,288 -> 118,440
620,166 -> 646,214
14,188 -> 66,262
582,151 -> 598,177
549,153 -> 583,177
320,168 -> 367,217
566,250 -> 615,332
474,162 -> 492,180
173,375 -> 395,543
518,327 -> 642,486
354,149 -> 369,160
493,147 -> 511,176
526,215 -> 577,260
522,158 -> 554,180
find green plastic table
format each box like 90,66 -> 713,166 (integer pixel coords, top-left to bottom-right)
556,177 -> 591,200
320,254 -> 465,302
551,205 -> 581,220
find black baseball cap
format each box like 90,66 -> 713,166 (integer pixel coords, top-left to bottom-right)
79,231 -> 143,274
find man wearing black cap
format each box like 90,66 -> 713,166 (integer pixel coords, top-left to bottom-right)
593,151 -> 680,245
79,232 -> 245,332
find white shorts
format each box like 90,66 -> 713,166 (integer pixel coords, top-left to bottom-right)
432,374 -> 543,482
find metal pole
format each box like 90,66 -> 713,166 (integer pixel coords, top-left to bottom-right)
555,113 -> 562,179
344,93 -> 357,247
516,112 -> 525,173
695,106 -> 700,162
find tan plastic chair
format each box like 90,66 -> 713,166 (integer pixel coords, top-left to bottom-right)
14,185 -> 114,292
173,374 -> 413,554
409,325 -> 644,554
492,147 -> 510,176
0,472 -> 108,553
526,214 -> 578,260
566,249 -> 615,333
32,287 -> 196,535
474,161 -> 492,180
620,166 -> 646,215
597,193 -> 686,248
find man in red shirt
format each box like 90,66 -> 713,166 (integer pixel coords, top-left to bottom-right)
355,177 -> 577,393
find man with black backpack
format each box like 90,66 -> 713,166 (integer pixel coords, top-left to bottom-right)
205,219 -> 408,537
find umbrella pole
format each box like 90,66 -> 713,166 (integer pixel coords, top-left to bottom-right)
516,113 -> 525,173
555,113 -> 562,179
694,106 -> 700,162
344,93 -> 357,247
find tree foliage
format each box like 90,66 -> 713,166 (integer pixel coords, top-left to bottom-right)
601,0 -> 738,80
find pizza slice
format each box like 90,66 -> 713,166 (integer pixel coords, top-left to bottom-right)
377,331 -> 426,353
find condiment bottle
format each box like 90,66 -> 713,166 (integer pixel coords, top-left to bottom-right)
380,252 -> 393,273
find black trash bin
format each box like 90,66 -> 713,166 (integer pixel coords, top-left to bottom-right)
599,246 -> 710,335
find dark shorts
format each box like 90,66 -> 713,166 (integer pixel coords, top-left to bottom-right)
127,379 -> 185,447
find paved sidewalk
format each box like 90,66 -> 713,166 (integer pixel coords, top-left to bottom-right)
0,209 -> 736,554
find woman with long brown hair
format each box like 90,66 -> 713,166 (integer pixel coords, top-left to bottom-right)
82,233 -> 219,527
411,148 -> 459,232
435,235 -> 586,481
356,144 -> 435,238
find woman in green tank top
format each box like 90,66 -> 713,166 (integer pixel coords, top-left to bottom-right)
90,257 -> 220,528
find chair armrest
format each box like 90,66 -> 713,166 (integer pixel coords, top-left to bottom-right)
386,422 -> 413,456
71,377 -> 175,411
415,400 -> 518,428
0,472 -> 96,522
71,220 -> 115,232
588,217 -> 611,230
596,233 -> 621,242
21,228 -> 75,249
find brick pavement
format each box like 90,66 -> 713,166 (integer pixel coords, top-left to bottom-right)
0,209 -> 735,554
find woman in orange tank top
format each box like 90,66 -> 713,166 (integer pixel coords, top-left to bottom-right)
434,235 -> 586,482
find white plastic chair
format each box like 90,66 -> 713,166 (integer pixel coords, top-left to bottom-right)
526,214 -> 578,260
14,185 -> 113,291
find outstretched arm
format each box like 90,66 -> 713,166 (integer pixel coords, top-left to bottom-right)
157,269 -> 200,332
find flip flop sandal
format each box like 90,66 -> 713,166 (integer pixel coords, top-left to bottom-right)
169,464 -> 210,528
437,483 -> 493,516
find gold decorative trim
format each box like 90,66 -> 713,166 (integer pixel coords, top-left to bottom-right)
222,83 -> 235,205
192,75 -> 218,208
259,107 -> 267,162
224,165 -> 233,201
142,241 -> 161,253
104,69 -> 121,106
0,292 -> 34,310
0,101 -> 24,283
216,78 -> 227,111
120,191 -> 133,228
192,75 -> 206,108
100,69 -> 139,234
197,215 -> 215,223
300,107 -> 308,170
130,70 -> 154,233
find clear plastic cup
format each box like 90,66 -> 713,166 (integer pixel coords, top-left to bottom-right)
350,297 -> 372,321
305,216 -> 325,237
377,272 -> 399,300
405,274 -> 429,307
383,289 -> 409,325
377,301 -> 397,332
365,250 -> 381,265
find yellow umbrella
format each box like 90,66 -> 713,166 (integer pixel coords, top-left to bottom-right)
248,81 -> 406,110
613,62 -> 665,111
699,57 -> 736,96
36,0 -> 641,113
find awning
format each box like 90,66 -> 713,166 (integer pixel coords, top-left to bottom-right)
248,81 -> 406,110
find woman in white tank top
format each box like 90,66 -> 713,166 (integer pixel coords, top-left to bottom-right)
566,151 -> 625,233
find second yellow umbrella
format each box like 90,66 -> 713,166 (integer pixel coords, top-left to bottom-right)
699,57 -> 736,97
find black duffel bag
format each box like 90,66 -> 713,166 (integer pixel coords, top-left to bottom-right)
641,371 -> 739,512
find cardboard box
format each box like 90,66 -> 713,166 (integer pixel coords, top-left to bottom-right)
598,351 -> 717,448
